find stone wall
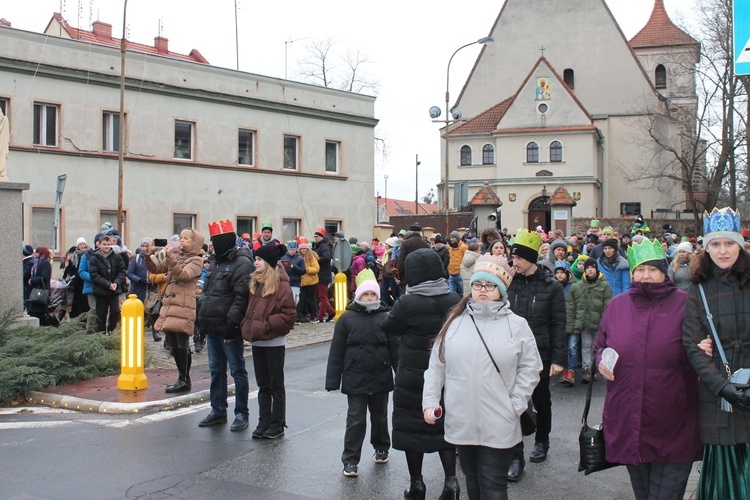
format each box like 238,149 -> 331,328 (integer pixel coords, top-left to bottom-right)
570,216 -> 702,238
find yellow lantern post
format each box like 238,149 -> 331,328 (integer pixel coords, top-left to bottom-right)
333,271 -> 348,321
117,294 -> 148,391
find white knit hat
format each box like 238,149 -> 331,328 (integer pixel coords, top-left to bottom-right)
676,241 -> 693,254
76,237 -> 87,246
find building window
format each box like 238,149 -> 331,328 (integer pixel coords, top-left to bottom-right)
238,129 -> 254,166
33,103 -> 58,147
526,142 -> 539,163
236,216 -> 256,237
99,210 -> 127,244
174,121 -> 193,160
563,69 -> 575,90
655,64 -> 667,89
460,145 -> 472,166
173,213 -> 196,235
102,112 -> 121,152
325,141 -> 339,173
283,135 -> 299,170
482,144 -> 495,165
282,218 -> 301,243
0,97 -> 8,119
550,141 -> 563,162
324,220 -> 341,236
32,207 -> 58,249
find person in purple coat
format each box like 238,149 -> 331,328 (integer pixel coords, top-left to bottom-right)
595,239 -> 702,500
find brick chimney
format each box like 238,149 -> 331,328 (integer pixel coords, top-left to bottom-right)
154,36 -> 169,53
92,21 -> 112,38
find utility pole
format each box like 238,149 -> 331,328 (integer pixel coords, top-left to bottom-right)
415,154 -> 421,215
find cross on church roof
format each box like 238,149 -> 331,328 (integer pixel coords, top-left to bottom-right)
539,45 -> 546,57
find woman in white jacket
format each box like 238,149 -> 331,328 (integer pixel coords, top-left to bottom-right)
423,254 -> 542,500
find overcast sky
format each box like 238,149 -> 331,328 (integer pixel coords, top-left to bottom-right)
3,0 -> 697,203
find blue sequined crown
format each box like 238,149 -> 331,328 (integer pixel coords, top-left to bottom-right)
704,207 -> 741,236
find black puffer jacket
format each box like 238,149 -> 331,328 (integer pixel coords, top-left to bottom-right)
396,232 -> 430,279
198,247 -> 254,335
384,294 -> 460,450
314,238 -> 334,284
88,250 -> 127,297
325,301 -> 398,395
507,264 -> 566,365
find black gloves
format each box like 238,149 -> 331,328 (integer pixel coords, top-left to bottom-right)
719,383 -> 750,412
223,324 -> 242,342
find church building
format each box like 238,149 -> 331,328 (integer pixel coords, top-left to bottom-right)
442,0 -> 700,232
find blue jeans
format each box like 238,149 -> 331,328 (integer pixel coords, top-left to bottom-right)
448,274 -> 464,295
206,333 -> 249,416
567,332 -> 579,371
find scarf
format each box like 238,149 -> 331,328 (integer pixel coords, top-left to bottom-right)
406,278 -> 451,296
354,299 -> 381,311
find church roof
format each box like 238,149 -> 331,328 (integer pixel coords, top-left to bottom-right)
450,56 -> 593,136
449,97 -> 513,135
44,13 -> 209,64
629,0 -> 699,49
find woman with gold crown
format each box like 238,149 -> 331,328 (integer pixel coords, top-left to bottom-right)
595,237 -> 702,499
683,207 -> 750,498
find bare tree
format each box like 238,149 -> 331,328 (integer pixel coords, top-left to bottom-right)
294,38 -> 379,94
625,0 -> 747,232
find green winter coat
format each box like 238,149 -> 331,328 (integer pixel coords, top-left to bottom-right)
565,273 -> 612,332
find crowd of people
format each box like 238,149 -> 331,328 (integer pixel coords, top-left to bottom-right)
20,208 -> 750,499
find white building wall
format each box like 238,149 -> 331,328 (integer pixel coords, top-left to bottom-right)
0,26 -> 377,250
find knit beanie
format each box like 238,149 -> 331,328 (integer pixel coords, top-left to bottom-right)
354,269 -> 380,301
23,244 -> 34,256
583,258 -> 598,273
255,243 -> 287,268
676,241 -> 693,254
142,237 -> 153,245
471,254 -> 515,298
602,238 -> 618,250
76,237 -> 87,246
549,239 -> 567,255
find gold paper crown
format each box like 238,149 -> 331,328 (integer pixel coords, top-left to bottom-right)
626,239 -> 666,274
513,229 -> 543,252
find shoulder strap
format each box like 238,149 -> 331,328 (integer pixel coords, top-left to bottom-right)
469,314 -> 512,396
697,283 -> 731,376
582,371 -> 596,427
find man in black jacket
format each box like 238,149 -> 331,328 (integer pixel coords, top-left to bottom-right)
197,220 -> 255,432
396,223 -> 429,293
506,229 -> 567,482
88,235 -> 127,333
313,227 -> 336,322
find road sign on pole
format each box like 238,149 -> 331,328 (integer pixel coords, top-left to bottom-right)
734,0 -> 750,75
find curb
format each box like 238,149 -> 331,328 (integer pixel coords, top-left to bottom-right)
27,386 -> 223,415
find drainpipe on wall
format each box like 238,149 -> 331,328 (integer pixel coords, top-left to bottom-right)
597,128 -> 606,218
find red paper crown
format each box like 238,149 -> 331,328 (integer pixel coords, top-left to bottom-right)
208,219 -> 235,236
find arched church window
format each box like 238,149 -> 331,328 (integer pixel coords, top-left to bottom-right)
550,141 -> 563,162
655,64 -> 667,89
460,145 -> 472,166
526,142 -> 539,163
564,69 -> 575,90
482,144 -> 494,165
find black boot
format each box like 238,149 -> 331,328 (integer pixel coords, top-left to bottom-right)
437,476 -> 459,500
404,475 -> 426,500
152,329 -> 162,342
166,348 -> 192,393
507,457 -> 525,482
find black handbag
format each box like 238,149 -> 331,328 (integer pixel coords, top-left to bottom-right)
578,373 -> 618,475
470,315 -> 536,436
29,287 -> 50,305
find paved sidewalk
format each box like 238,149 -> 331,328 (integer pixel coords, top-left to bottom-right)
28,321 -> 335,414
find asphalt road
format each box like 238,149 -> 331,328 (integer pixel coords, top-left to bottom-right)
1,343 -> 638,499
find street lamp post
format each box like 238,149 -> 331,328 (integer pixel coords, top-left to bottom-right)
415,154 -> 421,215
384,174 -> 389,212
431,36 -> 494,212
117,0 -> 128,243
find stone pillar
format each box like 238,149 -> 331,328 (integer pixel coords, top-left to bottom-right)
0,182 -> 37,326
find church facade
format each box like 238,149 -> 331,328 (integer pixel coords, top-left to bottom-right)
441,0 -> 700,233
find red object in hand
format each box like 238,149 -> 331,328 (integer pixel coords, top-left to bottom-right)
432,407 -> 443,420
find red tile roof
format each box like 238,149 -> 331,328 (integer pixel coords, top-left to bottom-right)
469,184 -> 502,207
450,97 -> 513,135
629,0 -> 699,49
494,125 -> 598,135
45,13 -> 209,64
374,197 -> 438,216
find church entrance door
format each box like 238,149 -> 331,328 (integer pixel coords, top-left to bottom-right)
527,196 -> 551,232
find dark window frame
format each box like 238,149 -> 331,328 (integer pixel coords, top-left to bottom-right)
526,142 -> 539,163
482,144 -> 495,165
460,145 -> 472,166
655,64 -> 667,89
550,141 -> 563,162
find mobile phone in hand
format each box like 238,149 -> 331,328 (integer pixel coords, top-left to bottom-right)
154,238 -> 168,247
